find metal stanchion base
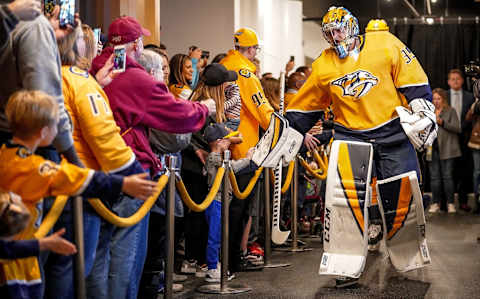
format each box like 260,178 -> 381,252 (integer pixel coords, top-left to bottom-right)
196,283 -> 252,294
276,247 -> 313,252
264,262 -> 291,268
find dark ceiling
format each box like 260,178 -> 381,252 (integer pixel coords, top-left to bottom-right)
301,0 -> 480,21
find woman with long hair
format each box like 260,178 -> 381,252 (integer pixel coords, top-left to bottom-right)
169,53 -> 193,99
261,77 -> 281,112
427,88 -> 462,213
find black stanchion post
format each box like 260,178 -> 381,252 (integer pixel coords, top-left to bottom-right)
263,168 -> 290,268
165,155 -> 177,299
73,196 -> 86,299
277,159 -> 312,253
197,150 -> 251,294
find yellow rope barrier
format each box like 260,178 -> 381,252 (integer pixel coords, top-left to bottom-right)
268,161 -> 295,194
229,167 -> 263,199
88,173 -> 169,227
34,195 -> 69,238
298,155 -> 327,180
176,167 -> 225,212
312,149 -> 328,171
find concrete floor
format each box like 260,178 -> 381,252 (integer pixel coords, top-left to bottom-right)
171,212 -> 480,299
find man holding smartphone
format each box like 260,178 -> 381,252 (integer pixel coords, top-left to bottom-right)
88,16 -> 214,299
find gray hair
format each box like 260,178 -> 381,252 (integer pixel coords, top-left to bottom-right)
138,49 -> 162,74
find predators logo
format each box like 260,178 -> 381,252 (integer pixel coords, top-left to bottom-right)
331,70 -> 378,99
239,69 -> 251,78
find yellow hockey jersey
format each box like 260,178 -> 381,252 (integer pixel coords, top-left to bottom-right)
0,143 -> 93,298
221,50 -> 274,159
169,84 -> 192,100
286,31 -> 430,135
62,66 -> 135,173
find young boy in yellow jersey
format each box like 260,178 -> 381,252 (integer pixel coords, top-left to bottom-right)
286,7 -> 437,287
0,90 -> 157,299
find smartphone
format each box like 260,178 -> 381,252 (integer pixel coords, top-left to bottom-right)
113,45 -> 127,73
93,28 -> 101,46
290,55 -> 295,62
59,0 -> 75,28
201,50 -> 210,60
44,0 -> 56,16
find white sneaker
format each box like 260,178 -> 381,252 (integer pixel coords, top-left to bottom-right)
205,268 -> 220,283
180,260 -> 197,274
448,203 -> 456,213
195,264 -> 208,277
428,203 -> 440,213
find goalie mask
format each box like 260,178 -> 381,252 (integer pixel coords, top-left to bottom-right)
322,6 -> 359,59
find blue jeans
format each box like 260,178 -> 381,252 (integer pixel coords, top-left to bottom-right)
42,202 -> 101,299
205,200 -> 221,270
86,161 -> 149,299
429,148 -> 456,205
472,149 -> 480,196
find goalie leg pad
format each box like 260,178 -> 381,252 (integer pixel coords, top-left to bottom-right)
319,140 -> 373,278
376,171 -> 431,272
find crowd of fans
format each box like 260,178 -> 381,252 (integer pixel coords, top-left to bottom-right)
0,1 -> 479,299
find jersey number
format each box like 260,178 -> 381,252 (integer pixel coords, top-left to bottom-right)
87,93 -> 111,116
401,47 -> 416,64
251,92 -> 264,107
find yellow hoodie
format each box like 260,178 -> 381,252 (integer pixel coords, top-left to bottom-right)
221,50 -> 274,159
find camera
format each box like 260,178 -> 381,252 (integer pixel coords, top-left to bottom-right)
201,50 -> 210,60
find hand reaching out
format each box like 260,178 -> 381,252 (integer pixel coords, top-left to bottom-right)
39,228 -> 77,255
303,133 -> 320,152
122,173 -> 158,201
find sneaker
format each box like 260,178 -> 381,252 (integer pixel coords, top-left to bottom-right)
428,203 -> 440,213
447,203 -> 456,213
157,283 -> 184,293
195,264 -> 208,277
248,242 -> 264,256
205,268 -> 220,283
180,260 -> 197,274
335,276 -> 359,288
173,273 -> 188,282
236,255 -> 264,272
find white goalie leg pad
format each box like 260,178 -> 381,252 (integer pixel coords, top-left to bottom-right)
252,113 -> 303,168
376,171 -> 431,272
319,140 -> 373,278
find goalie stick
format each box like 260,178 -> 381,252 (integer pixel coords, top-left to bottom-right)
272,71 -> 290,244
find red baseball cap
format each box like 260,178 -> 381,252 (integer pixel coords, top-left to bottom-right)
108,16 -> 151,45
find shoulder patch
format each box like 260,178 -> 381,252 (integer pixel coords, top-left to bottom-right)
174,84 -> 184,89
69,66 -> 89,78
16,147 -> 31,158
239,69 -> 251,78
38,161 -> 60,176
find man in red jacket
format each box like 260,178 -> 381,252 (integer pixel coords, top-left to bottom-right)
88,16 -> 214,299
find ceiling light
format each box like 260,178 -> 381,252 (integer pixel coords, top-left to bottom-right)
426,17 -> 435,24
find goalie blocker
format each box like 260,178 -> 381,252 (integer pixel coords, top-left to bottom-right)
319,140 -> 430,278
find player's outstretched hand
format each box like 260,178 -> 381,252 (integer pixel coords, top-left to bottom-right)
122,173 -> 158,201
39,228 -> 77,255
8,0 -> 41,21
95,54 -> 117,87
304,133 -> 320,152
47,5 -> 80,41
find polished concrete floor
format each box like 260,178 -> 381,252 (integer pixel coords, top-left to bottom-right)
172,212 -> 480,299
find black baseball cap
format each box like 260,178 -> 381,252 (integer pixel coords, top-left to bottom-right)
204,123 -> 229,143
202,63 -> 238,86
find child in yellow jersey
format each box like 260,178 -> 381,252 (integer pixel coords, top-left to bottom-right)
0,90 -> 157,299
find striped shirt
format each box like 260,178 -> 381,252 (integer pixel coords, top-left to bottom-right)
224,83 -> 241,120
